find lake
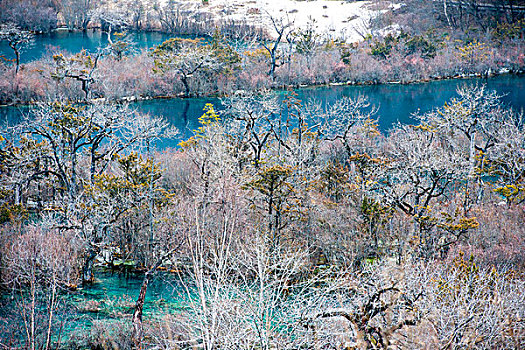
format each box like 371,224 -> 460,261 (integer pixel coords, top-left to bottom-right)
0,270 -> 187,348
0,30 -> 174,63
1,30 -> 524,145
2,74 -> 524,148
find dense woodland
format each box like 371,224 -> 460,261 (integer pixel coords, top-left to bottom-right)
0,1 -> 525,349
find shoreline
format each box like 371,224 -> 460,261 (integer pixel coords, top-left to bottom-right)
1,69 -> 523,109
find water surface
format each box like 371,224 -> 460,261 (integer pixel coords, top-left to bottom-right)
0,270 -> 186,347
3,75 -> 523,148
1,30 -> 524,145
0,30 -> 173,63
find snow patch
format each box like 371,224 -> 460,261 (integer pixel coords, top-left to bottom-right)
157,0 -> 400,42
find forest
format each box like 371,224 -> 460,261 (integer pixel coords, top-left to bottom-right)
0,0 -> 524,349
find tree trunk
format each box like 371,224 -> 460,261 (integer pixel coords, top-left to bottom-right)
81,79 -> 90,101
132,273 -> 150,346
181,75 -> 190,97
131,242 -> 181,345
468,131 -> 477,178
132,257 -> 166,346
462,129 -> 477,213
443,0 -> 453,28
45,276 -> 57,350
30,269 -> 36,350
268,51 -> 277,81
15,48 -> 20,74
70,151 -> 78,198
107,24 -> 113,45
90,152 -> 96,184
14,183 -> 21,205
82,248 -> 97,284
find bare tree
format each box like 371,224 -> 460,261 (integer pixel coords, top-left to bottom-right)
480,111 -> 525,204
7,103 -> 174,283
152,38 -> 227,97
153,0 -> 199,33
292,17 -> 321,67
382,124 -> 468,258
52,50 -> 102,100
222,90 -> 280,169
0,0 -> 57,32
89,6 -> 130,42
321,95 -> 379,157
261,13 -> 294,80
1,225 -> 79,350
0,23 -> 34,74
59,0 -> 98,31
417,253 -> 525,349
306,263 -> 423,348
418,84 -> 516,207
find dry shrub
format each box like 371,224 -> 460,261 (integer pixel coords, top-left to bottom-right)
142,257 -> 524,349
96,52 -> 175,100
1,225 -> 80,287
0,225 -> 81,349
455,204 -> 525,269
68,319 -> 134,350
413,255 -> 525,349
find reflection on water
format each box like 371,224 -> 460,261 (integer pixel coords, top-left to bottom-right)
2,75 -> 524,149
0,30 -> 174,63
0,270 -> 187,346
295,74 -> 525,131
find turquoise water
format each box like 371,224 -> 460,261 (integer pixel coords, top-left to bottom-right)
77,270 -> 186,314
0,270 -> 187,347
3,74 -> 524,148
295,75 -> 525,130
0,30 -> 174,63
136,75 -> 525,137
1,30 -> 524,145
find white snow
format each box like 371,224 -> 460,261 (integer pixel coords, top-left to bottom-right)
157,0 -> 400,43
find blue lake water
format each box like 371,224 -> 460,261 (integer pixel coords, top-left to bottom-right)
1,30 -> 525,346
3,74 -> 523,148
0,30 -> 174,63
0,270 -> 187,348
1,30 -> 524,146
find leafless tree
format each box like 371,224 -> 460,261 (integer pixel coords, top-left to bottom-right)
89,6 -> 131,41
1,225 -> 80,350
59,0 -> 98,31
222,90 -> 280,169
152,38 -> 227,97
418,84 -> 517,207
153,0 -> 199,33
0,23 -> 34,74
5,103 -> 174,283
382,124 -> 466,257
321,95 -> 380,157
52,50 -> 102,100
261,13 -> 294,80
